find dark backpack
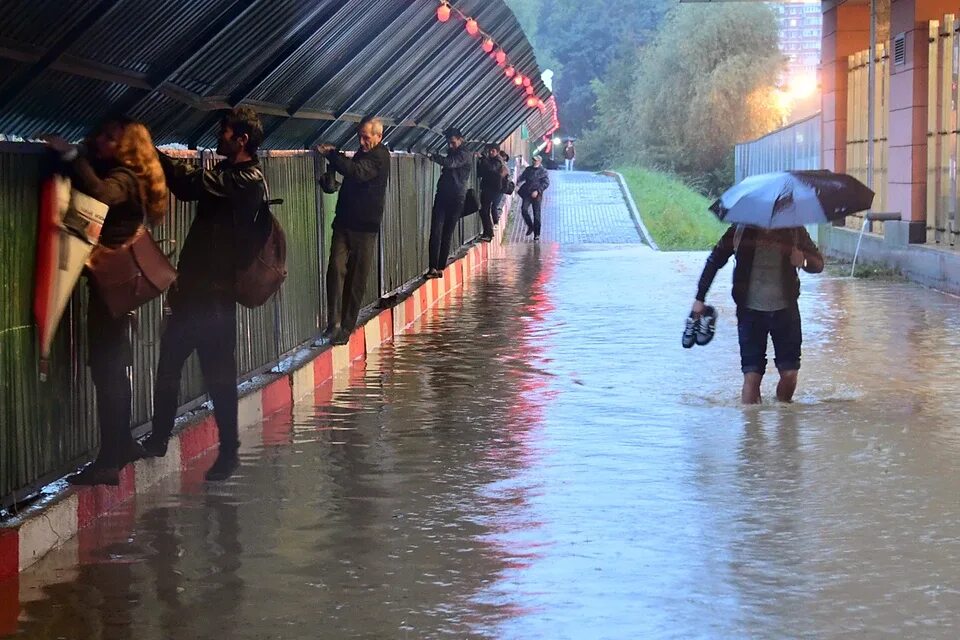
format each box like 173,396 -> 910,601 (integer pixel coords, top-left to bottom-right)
501,174 -> 516,195
235,171 -> 287,308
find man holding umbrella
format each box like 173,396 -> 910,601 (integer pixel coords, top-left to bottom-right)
690,170 -> 871,404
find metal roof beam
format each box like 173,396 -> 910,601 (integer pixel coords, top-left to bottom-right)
0,0 -> 123,110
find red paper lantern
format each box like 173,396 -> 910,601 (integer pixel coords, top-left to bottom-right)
437,3 -> 450,22
526,96 -> 538,108
523,77 -> 532,88
504,66 -> 515,78
482,38 -> 494,53
466,18 -> 479,36
525,85 -> 535,95
496,50 -> 507,66
513,75 -> 523,86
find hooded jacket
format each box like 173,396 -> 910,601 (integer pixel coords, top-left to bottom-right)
158,153 -> 266,301
696,226 -> 824,310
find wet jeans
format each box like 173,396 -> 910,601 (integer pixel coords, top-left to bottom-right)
87,287 -> 136,469
429,197 -> 461,271
521,196 -> 542,237
326,228 -> 378,332
479,190 -> 503,238
151,295 -> 239,453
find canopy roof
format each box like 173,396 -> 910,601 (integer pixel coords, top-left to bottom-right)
0,0 -> 553,150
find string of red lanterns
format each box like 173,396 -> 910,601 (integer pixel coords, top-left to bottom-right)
432,0 -> 546,113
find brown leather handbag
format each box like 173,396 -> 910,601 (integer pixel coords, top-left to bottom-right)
87,226 -> 177,317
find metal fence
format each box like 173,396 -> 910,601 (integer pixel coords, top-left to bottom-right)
846,43 -> 890,233
734,112 -> 822,183
0,144 -> 480,510
927,15 -> 960,247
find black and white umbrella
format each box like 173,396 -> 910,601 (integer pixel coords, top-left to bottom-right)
710,170 -> 874,229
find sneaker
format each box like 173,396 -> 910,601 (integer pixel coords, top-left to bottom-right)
682,314 -> 698,349
142,435 -> 169,458
695,306 -> 717,346
205,451 -> 239,482
67,465 -> 120,486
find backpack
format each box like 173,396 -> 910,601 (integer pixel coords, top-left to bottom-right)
234,171 -> 287,308
501,174 -> 516,195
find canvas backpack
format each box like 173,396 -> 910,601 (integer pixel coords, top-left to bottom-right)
234,170 -> 287,308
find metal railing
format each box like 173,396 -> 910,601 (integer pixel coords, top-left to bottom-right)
927,15 -> 960,247
0,145 -> 482,510
846,44 -> 890,234
734,112 -> 822,183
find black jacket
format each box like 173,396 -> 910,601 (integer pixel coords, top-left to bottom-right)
478,155 -> 507,194
432,147 -> 472,203
158,153 -> 266,301
326,143 -> 391,233
518,165 -> 549,199
67,155 -> 143,247
696,226 -> 824,309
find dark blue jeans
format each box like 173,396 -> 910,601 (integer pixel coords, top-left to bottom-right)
737,305 -> 802,374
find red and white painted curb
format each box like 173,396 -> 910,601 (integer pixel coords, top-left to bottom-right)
0,238 -> 499,582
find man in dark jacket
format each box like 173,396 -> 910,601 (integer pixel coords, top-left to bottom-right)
427,127 -> 472,278
477,143 -> 508,241
518,155 -> 550,240
315,116 -> 391,345
692,225 -> 824,404
145,107 -> 266,481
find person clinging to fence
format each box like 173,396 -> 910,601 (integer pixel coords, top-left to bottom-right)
42,118 -> 168,486
426,126 -> 472,278
315,116 -> 391,346
143,107 -> 267,482
476,143 -> 509,242
691,225 -> 823,405
517,155 -> 550,241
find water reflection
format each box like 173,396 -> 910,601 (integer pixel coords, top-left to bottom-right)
10,246 -> 960,638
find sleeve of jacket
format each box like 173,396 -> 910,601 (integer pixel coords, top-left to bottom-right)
327,148 -> 386,183
539,170 -> 550,191
797,228 -> 825,274
68,157 -> 140,208
695,226 -> 737,302
156,151 -> 204,201
434,149 -> 471,169
517,167 -> 530,184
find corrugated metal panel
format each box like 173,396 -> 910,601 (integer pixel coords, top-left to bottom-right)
0,0 -> 552,150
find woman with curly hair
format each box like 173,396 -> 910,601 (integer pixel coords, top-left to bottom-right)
44,117 -> 168,485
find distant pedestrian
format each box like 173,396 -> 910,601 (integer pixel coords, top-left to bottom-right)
426,126 -> 471,278
517,155 -> 550,241
476,143 -> 508,242
144,107 -> 267,481
563,140 -> 576,171
42,118 -> 168,486
691,225 -> 824,404
315,116 -> 391,346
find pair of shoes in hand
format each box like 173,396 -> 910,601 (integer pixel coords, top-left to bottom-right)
682,306 -> 717,349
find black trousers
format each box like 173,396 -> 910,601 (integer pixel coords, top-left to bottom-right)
87,287 -> 135,470
521,196 -> 543,236
326,228 -> 379,332
429,198 -> 461,271
479,190 -> 503,238
151,295 -> 239,453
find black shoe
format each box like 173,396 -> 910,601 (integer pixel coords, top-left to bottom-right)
205,452 -> 239,482
425,269 -> 439,279
67,465 -> 120,486
525,227 -> 534,237
331,329 -> 350,346
122,441 -> 149,465
533,235 -> 540,242
480,235 -> 492,243
321,325 -> 340,340
695,306 -> 717,346
682,314 -> 698,349
142,435 -> 169,458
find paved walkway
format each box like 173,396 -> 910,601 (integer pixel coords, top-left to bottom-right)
506,170 -> 643,245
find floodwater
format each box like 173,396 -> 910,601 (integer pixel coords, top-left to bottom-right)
7,243 -> 960,639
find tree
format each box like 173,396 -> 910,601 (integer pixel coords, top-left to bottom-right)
580,3 -> 785,192
505,0 -> 671,136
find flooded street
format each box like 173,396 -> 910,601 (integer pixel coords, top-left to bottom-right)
8,238 -> 960,638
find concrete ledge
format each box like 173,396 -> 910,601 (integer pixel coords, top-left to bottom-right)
0,230 -> 499,578
820,225 -> 960,295
599,170 -> 660,250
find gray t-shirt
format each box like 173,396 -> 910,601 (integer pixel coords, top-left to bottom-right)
745,242 -> 788,311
